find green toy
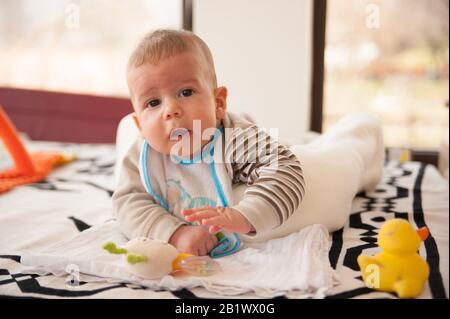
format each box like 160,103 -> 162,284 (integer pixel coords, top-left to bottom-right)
102,238 -> 221,279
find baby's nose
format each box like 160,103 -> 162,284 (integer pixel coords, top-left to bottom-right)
163,100 -> 182,119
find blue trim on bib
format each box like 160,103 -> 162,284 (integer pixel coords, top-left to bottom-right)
209,150 -> 228,208
140,141 -> 170,211
210,232 -> 241,258
207,142 -> 242,258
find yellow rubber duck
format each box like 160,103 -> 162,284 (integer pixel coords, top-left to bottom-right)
357,218 -> 430,298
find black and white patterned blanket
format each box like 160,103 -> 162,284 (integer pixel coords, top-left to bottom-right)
0,141 -> 448,299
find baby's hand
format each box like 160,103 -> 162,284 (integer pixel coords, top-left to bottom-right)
169,225 -> 218,256
182,206 -> 255,234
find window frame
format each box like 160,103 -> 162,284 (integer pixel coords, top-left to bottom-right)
311,0 -> 327,134
183,0 -> 193,31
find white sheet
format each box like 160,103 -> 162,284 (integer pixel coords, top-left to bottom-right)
19,221 -> 339,298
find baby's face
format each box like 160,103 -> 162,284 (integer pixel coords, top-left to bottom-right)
127,50 -> 226,157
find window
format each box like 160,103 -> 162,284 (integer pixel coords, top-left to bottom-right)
0,0 -> 183,97
324,0 -> 449,148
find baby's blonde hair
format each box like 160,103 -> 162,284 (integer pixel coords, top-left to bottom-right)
127,29 -> 217,88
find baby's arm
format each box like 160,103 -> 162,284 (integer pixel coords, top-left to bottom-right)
223,125 -> 305,235
112,138 -> 188,243
181,125 -> 305,236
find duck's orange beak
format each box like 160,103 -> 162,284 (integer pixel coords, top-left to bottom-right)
417,227 -> 429,241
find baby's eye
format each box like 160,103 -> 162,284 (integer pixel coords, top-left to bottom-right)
147,99 -> 160,108
179,89 -> 194,98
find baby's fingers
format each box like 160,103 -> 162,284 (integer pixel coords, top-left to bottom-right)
202,214 -> 250,233
201,216 -> 228,228
208,225 -> 222,234
182,206 -> 214,216
184,209 -> 218,223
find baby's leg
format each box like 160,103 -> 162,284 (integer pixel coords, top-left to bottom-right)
240,113 -> 384,242
307,112 -> 385,192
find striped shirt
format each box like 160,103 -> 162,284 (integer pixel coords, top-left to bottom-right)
223,121 -> 305,228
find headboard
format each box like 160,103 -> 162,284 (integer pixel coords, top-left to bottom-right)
0,87 -> 132,143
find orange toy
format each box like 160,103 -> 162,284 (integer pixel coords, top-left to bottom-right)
0,106 -> 75,193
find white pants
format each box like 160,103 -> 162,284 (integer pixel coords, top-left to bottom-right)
238,112 -> 385,243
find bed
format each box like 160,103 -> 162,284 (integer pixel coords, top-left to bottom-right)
0,88 -> 448,299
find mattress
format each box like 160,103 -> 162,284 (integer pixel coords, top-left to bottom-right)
0,140 -> 448,299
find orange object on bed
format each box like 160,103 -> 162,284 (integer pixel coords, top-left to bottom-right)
0,106 -> 75,194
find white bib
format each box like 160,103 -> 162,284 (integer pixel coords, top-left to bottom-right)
138,126 -> 234,219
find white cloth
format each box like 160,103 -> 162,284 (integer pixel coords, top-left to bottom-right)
20,221 -> 339,298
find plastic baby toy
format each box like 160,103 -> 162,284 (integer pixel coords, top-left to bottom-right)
102,238 -> 222,279
357,218 -> 430,298
0,106 -> 75,193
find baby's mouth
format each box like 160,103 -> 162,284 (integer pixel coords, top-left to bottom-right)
169,128 -> 191,141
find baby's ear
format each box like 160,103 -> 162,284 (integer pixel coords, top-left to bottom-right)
215,86 -> 228,120
132,113 -> 142,131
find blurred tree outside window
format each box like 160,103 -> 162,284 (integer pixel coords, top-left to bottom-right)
0,0 -> 182,97
324,0 -> 449,148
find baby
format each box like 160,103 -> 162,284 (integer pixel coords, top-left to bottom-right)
113,29 -> 384,256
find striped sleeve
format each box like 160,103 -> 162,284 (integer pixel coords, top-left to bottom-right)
224,125 -> 306,234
